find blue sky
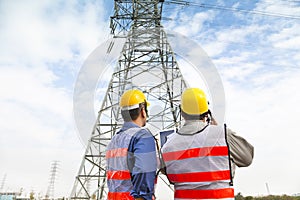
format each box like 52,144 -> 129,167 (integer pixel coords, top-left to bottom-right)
1,0 -> 300,198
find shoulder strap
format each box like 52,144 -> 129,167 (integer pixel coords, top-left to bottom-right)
224,123 -> 233,186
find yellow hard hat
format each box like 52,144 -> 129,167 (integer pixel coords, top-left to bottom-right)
181,88 -> 208,115
120,89 -> 150,110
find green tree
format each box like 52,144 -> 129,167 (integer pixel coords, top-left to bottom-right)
236,192 -> 244,200
29,192 -> 35,200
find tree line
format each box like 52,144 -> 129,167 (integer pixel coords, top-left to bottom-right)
235,193 -> 300,200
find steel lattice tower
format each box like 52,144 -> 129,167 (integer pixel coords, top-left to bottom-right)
71,0 -> 187,199
46,161 -> 59,200
0,174 -> 6,192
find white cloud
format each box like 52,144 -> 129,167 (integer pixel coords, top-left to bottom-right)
0,0 -> 109,65
0,0 -> 109,197
162,8 -> 216,38
223,68 -> 300,195
218,60 -> 263,82
0,64 -> 85,196
268,24 -> 300,50
173,10 -> 216,36
255,0 -> 300,16
0,66 -> 69,118
201,41 -> 228,57
204,24 -> 269,57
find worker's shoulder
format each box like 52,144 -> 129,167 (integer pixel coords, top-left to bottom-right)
161,132 -> 182,152
208,124 -> 225,132
132,127 -> 153,139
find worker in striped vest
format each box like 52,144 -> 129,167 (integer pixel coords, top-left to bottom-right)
161,88 -> 254,200
106,89 -> 157,200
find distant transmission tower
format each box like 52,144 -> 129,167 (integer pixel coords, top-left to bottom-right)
0,174 -> 6,192
46,161 -> 59,200
265,182 -> 271,195
71,0 -> 187,199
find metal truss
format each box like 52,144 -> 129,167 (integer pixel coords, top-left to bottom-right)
70,0 -> 187,199
46,161 -> 59,200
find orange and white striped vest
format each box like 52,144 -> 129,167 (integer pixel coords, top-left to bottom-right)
106,127 -> 140,200
161,125 -> 234,200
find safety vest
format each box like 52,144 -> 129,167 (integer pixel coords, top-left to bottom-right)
162,125 -> 234,200
106,127 -> 140,200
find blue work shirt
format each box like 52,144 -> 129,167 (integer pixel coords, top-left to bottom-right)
120,122 -> 157,200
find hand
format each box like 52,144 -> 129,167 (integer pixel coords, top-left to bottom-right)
210,117 -> 218,125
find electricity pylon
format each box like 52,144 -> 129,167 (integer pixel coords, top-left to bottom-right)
46,160 -> 59,200
70,0 -> 187,199
0,174 -> 6,192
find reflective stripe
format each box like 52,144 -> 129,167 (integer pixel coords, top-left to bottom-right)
107,192 -> 134,200
165,156 -> 230,174
167,170 -> 230,182
107,170 -> 131,180
175,188 -> 234,199
106,127 -> 141,195
106,148 -> 128,158
162,146 -> 228,162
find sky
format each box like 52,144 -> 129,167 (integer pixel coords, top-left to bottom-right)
1,0 -> 300,198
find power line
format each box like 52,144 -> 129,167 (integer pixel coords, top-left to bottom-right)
165,0 -> 300,20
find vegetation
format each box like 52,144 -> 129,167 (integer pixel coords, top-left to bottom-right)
235,193 -> 300,200
29,192 -> 35,200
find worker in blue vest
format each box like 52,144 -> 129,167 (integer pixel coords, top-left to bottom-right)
161,88 -> 254,200
106,89 -> 157,200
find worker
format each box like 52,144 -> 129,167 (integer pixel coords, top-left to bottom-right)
161,88 -> 254,199
106,89 -> 157,200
